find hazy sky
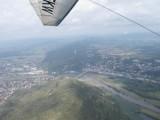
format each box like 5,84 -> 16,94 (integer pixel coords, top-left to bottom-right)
0,0 -> 160,40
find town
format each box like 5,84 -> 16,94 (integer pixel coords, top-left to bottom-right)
0,55 -> 54,105
0,40 -> 160,107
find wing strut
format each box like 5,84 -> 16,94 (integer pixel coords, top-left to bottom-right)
89,0 -> 160,37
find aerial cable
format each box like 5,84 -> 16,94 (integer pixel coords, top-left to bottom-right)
88,0 -> 160,37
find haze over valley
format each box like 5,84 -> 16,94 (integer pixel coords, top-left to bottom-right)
0,35 -> 160,120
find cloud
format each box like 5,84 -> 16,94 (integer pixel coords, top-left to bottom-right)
0,0 -> 160,40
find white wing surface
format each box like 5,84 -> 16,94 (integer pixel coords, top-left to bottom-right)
30,0 -> 78,26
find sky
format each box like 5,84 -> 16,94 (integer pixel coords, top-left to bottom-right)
0,0 -> 160,40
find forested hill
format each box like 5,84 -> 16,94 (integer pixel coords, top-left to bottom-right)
43,38 -> 160,80
0,79 -> 129,120
43,40 -> 103,73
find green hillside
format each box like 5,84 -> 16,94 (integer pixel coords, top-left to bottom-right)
0,78 -> 129,120
43,40 -> 102,73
